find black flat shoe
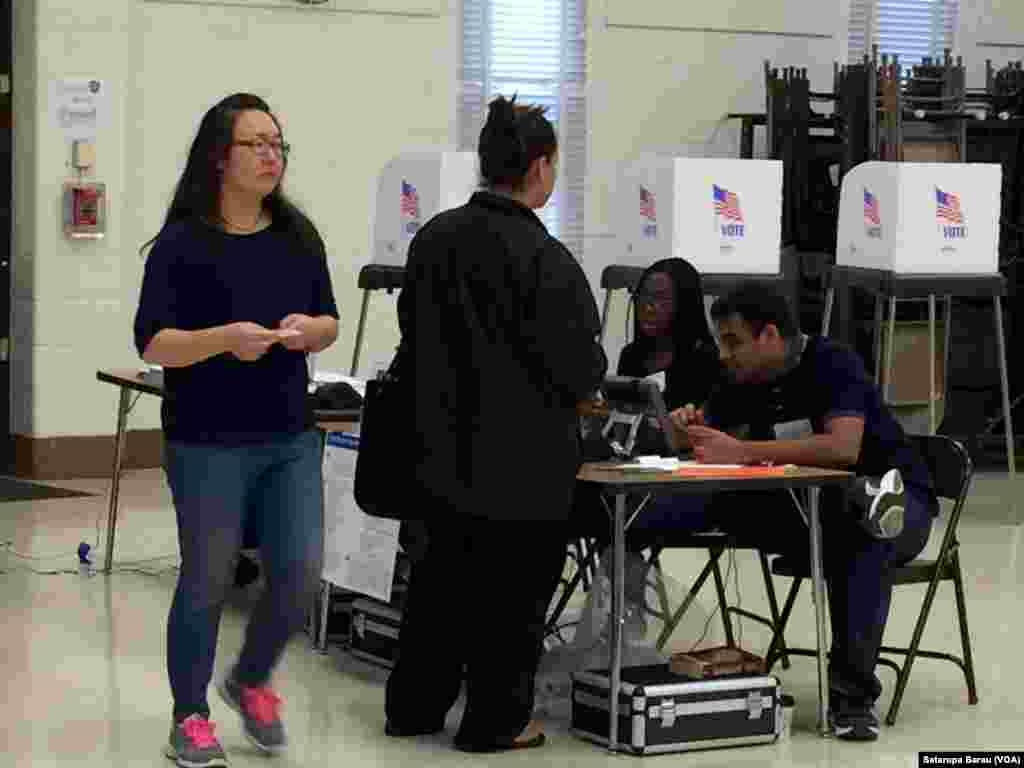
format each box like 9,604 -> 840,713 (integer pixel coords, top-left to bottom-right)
454,733 -> 546,753
385,721 -> 445,738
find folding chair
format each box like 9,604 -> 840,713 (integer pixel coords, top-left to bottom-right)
545,535 -> 601,642
753,434 -> 977,726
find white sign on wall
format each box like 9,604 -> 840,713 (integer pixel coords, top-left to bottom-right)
51,78 -> 108,141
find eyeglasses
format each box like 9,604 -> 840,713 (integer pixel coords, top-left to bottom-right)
232,139 -> 291,158
634,291 -> 674,308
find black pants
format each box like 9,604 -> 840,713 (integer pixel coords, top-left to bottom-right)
385,514 -> 568,749
622,486 -> 934,704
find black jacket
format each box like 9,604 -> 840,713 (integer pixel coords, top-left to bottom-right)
398,191 -> 607,522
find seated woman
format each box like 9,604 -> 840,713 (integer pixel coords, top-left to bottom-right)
572,258 -> 721,555
617,258 -> 721,417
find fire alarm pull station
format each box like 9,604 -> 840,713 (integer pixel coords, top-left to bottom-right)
63,140 -> 106,239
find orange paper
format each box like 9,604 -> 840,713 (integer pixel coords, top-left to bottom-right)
672,465 -> 789,478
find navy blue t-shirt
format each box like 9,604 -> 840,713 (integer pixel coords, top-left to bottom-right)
133,218 -> 339,444
706,336 -> 936,503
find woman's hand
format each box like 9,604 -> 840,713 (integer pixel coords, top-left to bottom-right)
279,314 -> 316,351
667,403 -> 705,447
224,322 -> 284,362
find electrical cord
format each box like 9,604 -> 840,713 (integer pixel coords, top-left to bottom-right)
688,546 -> 739,652
2,540 -> 179,577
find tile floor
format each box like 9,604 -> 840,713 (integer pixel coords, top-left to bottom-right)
1,466 -> 1021,767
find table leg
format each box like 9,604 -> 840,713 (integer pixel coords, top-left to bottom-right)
349,289 -> 372,378
821,287 -> 834,336
740,117 -> 755,159
315,428 -> 331,652
943,297 -> 952,407
103,386 -> 132,574
873,296 -> 884,387
607,492 -> 626,753
929,294 -> 937,435
995,296 -> 1011,479
883,296 -> 897,407
807,486 -> 830,736
317,580 -> 331,653
599,288 -> 613,347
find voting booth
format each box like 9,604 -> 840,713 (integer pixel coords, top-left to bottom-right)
350,151 -> 480,376
600,156 -> 786,345
372,150 -> 479,267
613,155 -> 784,275
824,161 -> 1014,470
837,162 -> 1002,275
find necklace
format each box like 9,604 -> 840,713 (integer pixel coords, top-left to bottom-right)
220,211 -> 265,233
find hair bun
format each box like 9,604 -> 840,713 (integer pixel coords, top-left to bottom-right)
487,95 -> 518,130
479,95 -> 527,184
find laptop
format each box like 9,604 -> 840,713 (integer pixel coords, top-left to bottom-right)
597,375 -> 681,458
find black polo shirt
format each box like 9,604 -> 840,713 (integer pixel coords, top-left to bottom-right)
706,335 -> 936,503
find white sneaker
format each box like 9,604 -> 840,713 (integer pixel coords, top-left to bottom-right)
856,469 -> 905,539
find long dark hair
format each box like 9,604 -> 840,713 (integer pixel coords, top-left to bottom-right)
631,258 -> 716,356
478,94 -> 558,188
140,93 -> 320,256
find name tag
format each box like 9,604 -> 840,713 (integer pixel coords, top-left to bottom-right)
773,419 -> 813,441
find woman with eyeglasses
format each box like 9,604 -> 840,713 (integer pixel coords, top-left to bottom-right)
618,258 -> 722,433
134,93 -> 339,767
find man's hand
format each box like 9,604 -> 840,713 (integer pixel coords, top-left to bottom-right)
687,425 -> 750,464
669,403 -> 706,433
222,322 -> 285,362
279,314 -> 317,351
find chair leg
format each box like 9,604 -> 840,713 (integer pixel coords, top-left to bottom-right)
712,550 -> 736,648
655,547 -> 725,652
647,549 -> 674,627
759,552 -> 791,670
578,539 -> 592,592
766,578 -> 803,671
544,540 -> 598,637
883,559 -> 951,726
951,551 -> 979,706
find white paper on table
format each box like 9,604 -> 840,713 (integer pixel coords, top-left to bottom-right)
322,433 -> 399,603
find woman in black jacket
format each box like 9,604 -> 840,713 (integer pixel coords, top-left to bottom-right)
617,258 -> 721,412
383,96 -> 607,752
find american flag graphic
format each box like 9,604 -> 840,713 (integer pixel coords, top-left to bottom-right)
400,180 -> 420,218
713,185 -> 743,222
864,189 -> 881,225
639,186 -> 656,221
936,187 -> 963,224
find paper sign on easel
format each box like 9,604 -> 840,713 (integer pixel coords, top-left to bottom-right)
322,432 -> 400,603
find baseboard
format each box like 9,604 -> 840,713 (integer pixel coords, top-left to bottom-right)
12,430 -> 164,480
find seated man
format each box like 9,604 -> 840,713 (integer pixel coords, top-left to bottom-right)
631,283 -> 937,742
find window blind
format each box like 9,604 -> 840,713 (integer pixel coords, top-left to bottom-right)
848,0 -> 959,69
459,0 -> 587,259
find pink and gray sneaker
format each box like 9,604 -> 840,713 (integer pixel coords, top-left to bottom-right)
217,672 -> 286,754
165,714 -> 228,768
